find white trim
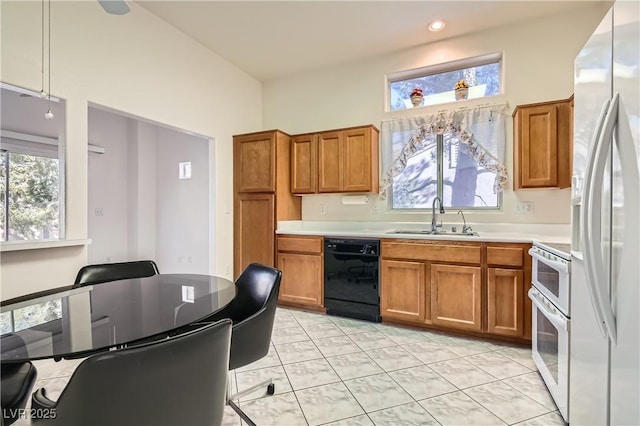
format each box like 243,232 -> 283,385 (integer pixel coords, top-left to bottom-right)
0,239 -> 91,252
0,129 -> 104,154
0,82 -> 61,103
387,52 -> 503,82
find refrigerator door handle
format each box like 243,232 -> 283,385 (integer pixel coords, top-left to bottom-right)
588,93 -> 620,344
581,98 -> 610,338
612,96 -> 640,347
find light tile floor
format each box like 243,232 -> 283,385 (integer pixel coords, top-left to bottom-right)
20,307 -> 567,426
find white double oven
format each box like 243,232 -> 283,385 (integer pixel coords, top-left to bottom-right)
527,241 -> 571,422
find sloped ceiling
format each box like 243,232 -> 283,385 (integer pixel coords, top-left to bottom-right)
137,1 -> 603,82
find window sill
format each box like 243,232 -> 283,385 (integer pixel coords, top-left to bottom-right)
0,239 -> 91,253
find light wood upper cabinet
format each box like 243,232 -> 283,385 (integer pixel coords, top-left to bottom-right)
318,131 -> 343,193
291,125 -> 379,194
380,259 -> 427,322
430,264 -> 482,332
487,268 -> 524,337
276,235 -> 323,309
513,96 -> 572,189
343,127 -> 378,192
234,132 -> 276,192
290,134 -> 317,194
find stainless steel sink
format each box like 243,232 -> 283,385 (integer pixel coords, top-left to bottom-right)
386,230 -> 480,237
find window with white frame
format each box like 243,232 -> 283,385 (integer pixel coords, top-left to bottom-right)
1,83 -> 65,242
379,105 -> 509,210
388,53 -> 502,111
1,136 -> 61,241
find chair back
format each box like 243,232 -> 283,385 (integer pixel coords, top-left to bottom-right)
1,334 -> 37,426
203,263 -> 281,370
72,260 -> 159,287
31,320 -> 232,426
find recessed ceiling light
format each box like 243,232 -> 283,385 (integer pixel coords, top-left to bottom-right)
428,20 -> 446,32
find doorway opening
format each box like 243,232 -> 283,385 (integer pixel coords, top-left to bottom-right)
87,104 -> 214,274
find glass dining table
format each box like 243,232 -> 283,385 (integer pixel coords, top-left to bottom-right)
0,274 -> 236,363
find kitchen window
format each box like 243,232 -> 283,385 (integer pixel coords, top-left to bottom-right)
379,104 -> 508,210
388,53 -> 502,111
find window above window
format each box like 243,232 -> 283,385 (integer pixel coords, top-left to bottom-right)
388,53 -> 502,111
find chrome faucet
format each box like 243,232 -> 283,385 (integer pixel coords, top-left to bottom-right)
458,209 -> 472,234
431,197 -> 445,232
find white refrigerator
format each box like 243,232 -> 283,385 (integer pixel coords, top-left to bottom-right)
570,1 -> 639,425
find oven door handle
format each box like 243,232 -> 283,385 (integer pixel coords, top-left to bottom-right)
528,248 -> 570,274
528,288 -> 569,331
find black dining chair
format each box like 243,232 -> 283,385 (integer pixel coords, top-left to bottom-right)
1,334 -> 38,426
72,260 -> 159,288
30,319 -> 232,426
197,263 -> 282,426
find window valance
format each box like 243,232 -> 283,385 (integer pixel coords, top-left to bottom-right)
379,103 -> 509,200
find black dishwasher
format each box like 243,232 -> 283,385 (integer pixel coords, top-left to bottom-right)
324,238 -> 380,322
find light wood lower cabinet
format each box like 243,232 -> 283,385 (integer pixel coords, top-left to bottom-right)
276,235 -> 324,310
380,260 -> 427,322
277,253 -> 323,307
487,268 -> 524,337
430,264 -> 482,332
381,240 -> 532,341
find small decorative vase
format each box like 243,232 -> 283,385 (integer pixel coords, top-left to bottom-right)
455,88 -> 469,101
410,95 -> 423,107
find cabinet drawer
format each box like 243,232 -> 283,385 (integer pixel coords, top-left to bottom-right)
487,246 -> 525,267
382,240 -> 481,264
277,235 -> 322,254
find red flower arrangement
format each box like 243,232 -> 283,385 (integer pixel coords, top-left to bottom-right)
410,88 -> 423,98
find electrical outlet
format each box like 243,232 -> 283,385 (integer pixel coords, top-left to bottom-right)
95,208 -> 104,216
516,202 -> 535,214
320,204 -> 326,214
177,256 -> 183,263
372,204 -> 380,214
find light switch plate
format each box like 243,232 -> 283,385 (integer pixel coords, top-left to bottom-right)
179,162 -> 192,179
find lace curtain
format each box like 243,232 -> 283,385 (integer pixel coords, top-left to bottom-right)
379,103 -> 509,200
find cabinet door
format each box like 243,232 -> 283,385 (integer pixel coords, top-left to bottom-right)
291,134 -> 317,194
516,104 -> 559,188
343,127 -> 373,192
318,131 -> 343,193
380,260 -> 426,322
431,264 -> 482,331
277,253 -> 323,307
234,193 -> 275,278
487,268 -> 524,337
234,133 -> 275,192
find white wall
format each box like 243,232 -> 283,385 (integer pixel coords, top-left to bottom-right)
155,126 -> 209,274
1,1 -> 261,299
263,3 -> 611,225
87,108 -> 130,264
88,108 -> 210,274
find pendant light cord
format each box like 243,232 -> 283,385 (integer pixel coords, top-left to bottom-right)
48,0 -> 51,107
41,0 -> 44,95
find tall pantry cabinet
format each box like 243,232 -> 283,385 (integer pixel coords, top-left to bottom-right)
233,130 -> 301,278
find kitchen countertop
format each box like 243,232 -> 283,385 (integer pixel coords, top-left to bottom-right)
277,221 -> 571,244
